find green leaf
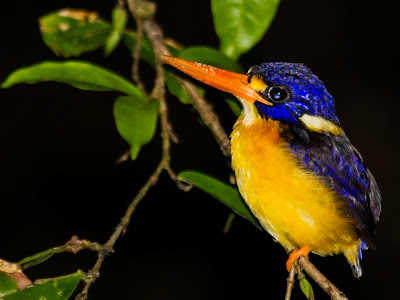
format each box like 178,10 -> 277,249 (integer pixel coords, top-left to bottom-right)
211,0 -> 280,60
39,9 -> 112,57
299,278 -> 315,300
1,61 -> 141,96
165,71 -> 191,104
18,246 -> 66,271
164,72 -> 205,104
178,46 -> 243,72
114,96 -> 160,160
112,6 -> 128,33
178,170 -> 261,229
122,32 -> 155,66
225,97 -> 242,117
2,270 -> 83,300
0,273 -> 18,296
105,31 -> 122,56
105,6 -> 128,55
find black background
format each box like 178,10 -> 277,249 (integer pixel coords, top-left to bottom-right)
0,0 -> 399,299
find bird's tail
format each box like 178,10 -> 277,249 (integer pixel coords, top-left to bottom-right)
349,258 -> 362,278
344,240 -> 368,278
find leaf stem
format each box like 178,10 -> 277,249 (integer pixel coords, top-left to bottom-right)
75,158 -> 166,300
18,236 -> 101,271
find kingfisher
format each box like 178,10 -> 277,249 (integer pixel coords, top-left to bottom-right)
162,56 -> 382,278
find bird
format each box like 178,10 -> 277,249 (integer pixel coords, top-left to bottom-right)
162,55 -> 382,278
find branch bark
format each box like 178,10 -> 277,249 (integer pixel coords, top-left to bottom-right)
299,257 -> 348,300
126,0 -> 146,93
179,79 -> 231,156
285,264 -> 296,300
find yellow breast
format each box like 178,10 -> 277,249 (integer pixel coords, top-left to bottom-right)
231,113 -> 360,259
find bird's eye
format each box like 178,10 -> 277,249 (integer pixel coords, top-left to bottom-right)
267,86 -> 290,103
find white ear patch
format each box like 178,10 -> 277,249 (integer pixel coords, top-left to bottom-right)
299,114 -> 343,135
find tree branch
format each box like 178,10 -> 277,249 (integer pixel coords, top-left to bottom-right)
285,264 -> 297,300
179,79 -> 231,156
75,158 -> 166,300
298,257 -> 348,300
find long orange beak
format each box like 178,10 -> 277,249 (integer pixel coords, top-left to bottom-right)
162,56 -> 272,106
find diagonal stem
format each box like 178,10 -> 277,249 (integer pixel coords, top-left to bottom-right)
75,159 -> 166,300
298,257 -> 348,300
126,0 -> 146,93
285,263 -> 297,300
76,2 -> 177,299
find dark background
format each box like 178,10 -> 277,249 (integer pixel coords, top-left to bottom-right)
0,0 -> 399,299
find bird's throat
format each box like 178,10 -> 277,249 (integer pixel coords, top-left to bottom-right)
237,97 -> 262,126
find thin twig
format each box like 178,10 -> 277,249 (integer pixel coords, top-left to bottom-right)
142,20 -> 167,99
223,212 -> 236,233
115,149 -> 130,164
132,20 -> 146,92
179,79 -> 231,156
75,160 -> 166,300
285,265 -> 297,300
76,3 -> 177,299
299,257 -> 348,300
142,18 -> 176,180
18,236 -> 102,271
134,15 -> 231,156
126,0 -> 146,93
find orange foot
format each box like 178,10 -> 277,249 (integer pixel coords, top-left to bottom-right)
286,246 -> 311,272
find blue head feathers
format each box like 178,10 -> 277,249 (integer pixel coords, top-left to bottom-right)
247,63 -> 340,125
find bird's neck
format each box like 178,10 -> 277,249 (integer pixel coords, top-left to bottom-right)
232,99 -> 289,141
236,98 -> 263,126
231,114 -> 286,152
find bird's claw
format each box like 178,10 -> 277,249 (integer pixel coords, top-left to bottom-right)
286,245 -> 311,272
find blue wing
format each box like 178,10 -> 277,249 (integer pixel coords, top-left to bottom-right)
288,126 -> 382,245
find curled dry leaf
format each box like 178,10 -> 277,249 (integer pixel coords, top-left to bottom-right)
0,259 -> 21,274
0,259 -> 32,289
